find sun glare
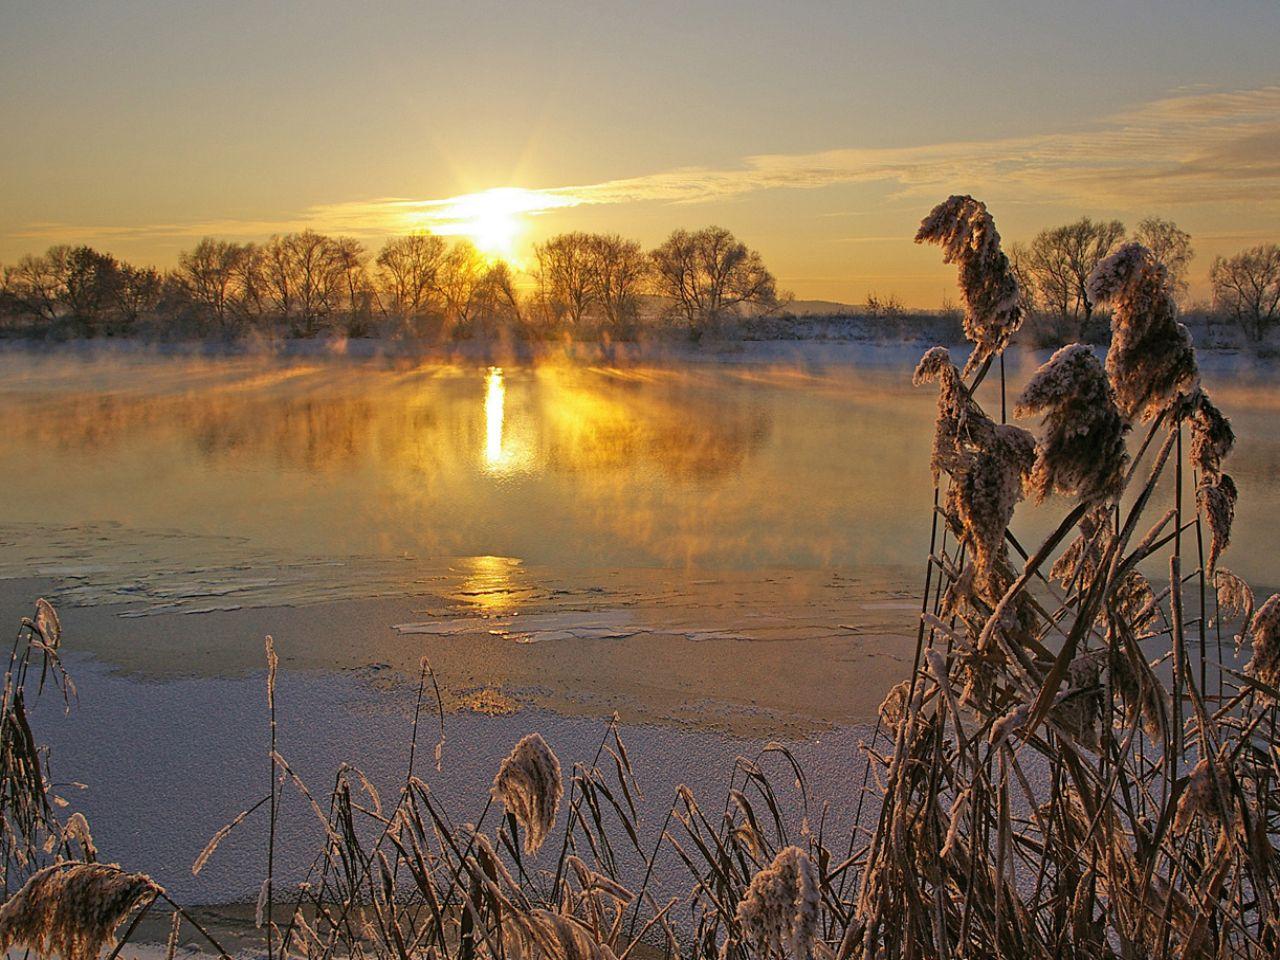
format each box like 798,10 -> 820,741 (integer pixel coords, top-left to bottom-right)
456,192 -> 522,259
414,187 -> 581,261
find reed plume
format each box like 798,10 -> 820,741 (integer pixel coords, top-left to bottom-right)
1184,388 -> 1235,480
1198,472 -> 1237,575
492,733 -> 563,854
915,195 -> 1023,377
913,345 -> 991,479
877,680 -> 911,733
913,345 -> 1035,579
503,908 -> 619,960
1172,756 -> 1230,836
1015,343 -> 1129,503
1088,241 -> 1198,421
944,422 -> 1036,579
1050,504 -> 1111,587
63,812 -> 97,862
0,862 -> 158,960
32,599 -> 61,649
735,845 -> 820,960
1215,568 -> 1255,650
1245,594 -> 1280,701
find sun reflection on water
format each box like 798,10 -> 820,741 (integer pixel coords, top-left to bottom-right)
484,366 -> 505,469
454,554 -> 525,614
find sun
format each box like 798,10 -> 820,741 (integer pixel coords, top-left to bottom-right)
418,187 -> 582,262
452,190 -> 523,259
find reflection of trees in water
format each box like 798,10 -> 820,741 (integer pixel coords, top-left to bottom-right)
14,370 -> 773,483
188,398 -> 436,472
17,394 -> 442,473
536,375 -> 772,482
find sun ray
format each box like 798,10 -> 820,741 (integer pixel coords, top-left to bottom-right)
402,187 -> 581,260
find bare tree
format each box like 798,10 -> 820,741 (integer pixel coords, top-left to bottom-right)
534,232 -> 596,328
435,240 -> 487,333
112,264 -> 162,330
1210,243 -> 1280,341
473,260 -> 524,334
262,231 -> 347,337
177,238 -> 253,329
1007,241 -> 1039,311
375,233 -> 447,318
229,243 -> 267,326
1133,217 -> 1193,300
3,245 -> 160,333
1018,217 -> 1125,340
650,227 -> 778,339
332,236 -> 374,337
58,246 -> 124,333
586,234 -> 648,334
3,248 -> 70,323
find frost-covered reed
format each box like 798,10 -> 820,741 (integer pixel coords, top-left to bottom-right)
915,195 -> 1023,377
0,862 -> 157,960
1014,343 -> 1129,503
1088,241 -> 1198,421
1245,594 -> 1280,701
854,196 -> 1280,959
735,846 -> 819,960
492,732 -> 564,854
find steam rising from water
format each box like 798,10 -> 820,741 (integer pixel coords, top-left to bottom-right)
2,348 -> 1278,618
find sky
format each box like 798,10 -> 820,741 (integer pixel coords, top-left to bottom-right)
1,0 -> 1278,306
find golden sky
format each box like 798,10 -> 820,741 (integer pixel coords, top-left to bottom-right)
2,1 -> 1278,306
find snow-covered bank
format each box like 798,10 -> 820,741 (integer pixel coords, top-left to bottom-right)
31,651 -> 878,909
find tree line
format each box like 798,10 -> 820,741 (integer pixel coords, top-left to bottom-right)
0,226 -> 782,342
1009,216 -> 1280,344
2,218 -> 1277,343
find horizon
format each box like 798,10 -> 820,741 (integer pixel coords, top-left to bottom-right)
2,1 -> 1278,307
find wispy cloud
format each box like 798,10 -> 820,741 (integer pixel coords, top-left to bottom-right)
11,84 -> 1279,247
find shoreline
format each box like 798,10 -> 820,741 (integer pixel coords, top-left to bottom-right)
2,332 -> 1275,380
0,571 -> 920,740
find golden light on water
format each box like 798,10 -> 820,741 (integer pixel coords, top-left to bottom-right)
455,554 -> 524,614
484,366 -> 506,467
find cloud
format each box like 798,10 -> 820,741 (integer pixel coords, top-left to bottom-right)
10,83 -> 1279,247
562,83 -> 1280,209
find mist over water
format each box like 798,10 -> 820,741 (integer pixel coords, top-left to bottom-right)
0,354 -> 940,601
3,350 -> 1279,613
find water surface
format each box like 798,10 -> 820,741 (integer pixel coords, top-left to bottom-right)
2,349 -> 1278,686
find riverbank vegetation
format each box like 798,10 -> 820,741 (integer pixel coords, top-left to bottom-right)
3,219 -> 1276,350
4,196 -> 1280,957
